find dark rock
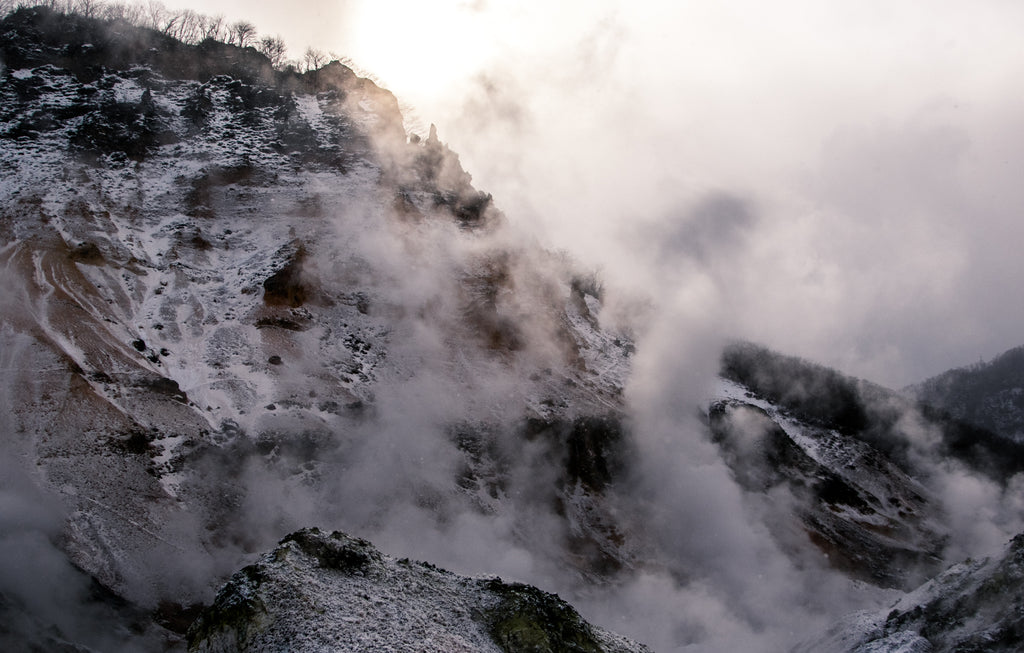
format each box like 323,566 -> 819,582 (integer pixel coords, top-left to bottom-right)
186,565 -> 269,652
483,579 -> 604,653
263,244 -> 310,307
110,429 -> 152,455
279,528 -> 379,573
138,375 -> 188,403
254,317 -> 309,331
68,241 -> 104,264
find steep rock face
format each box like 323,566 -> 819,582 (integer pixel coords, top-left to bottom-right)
909,344 -> 1024,445
801,532 -> 1024,652
708,388 -> 944,589
0,5 -> 636,632
708,343 -> 1024,591
721,342 -> 1024,483
187,527 -> 650,653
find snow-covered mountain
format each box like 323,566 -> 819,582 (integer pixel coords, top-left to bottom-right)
709,379 -> 945,590
3,6 -> 1024,653
714,342 -> 1024,579
0,3 -> 637,647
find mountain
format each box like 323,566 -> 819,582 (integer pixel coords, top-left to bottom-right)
909,345 -> 1024,444
711,343 -> 1024,649
0,5 -> 636,650
3,5 -> 1024,653
712,342 -> 1024,588
708,380 -> 945,590
720,342 -> 1024,483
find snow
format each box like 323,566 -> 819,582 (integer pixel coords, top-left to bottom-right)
191,529 -> 649,653
1,57 -> 641,602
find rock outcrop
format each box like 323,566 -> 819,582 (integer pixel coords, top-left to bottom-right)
800,532 -> 1024,652
188,528 -> 650,653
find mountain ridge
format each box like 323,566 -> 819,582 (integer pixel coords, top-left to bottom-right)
908,344 -> 1024,445
3,5 -> 1024,652
1,6 -> 643,649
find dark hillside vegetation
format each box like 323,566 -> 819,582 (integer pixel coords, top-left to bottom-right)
721,341 -> 1024,482
0,5 -> 405,134
2,6 -> 272,83
912,345 -> 1024,444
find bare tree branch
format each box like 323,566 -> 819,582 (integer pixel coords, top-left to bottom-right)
230,20 -> 256,48
303,46 -> 327,73
202,14 -> 226,42
258,35 -> 288,69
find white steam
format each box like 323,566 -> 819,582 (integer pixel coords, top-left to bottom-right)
7,2 -> 1024,651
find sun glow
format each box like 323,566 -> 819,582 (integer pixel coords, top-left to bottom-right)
344,1 -> 500,100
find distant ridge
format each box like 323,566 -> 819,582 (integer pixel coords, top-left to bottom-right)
909,344 -> 1024,444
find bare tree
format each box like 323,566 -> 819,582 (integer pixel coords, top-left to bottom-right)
70,0 -> 100,17
101,2 -> 145,25
258,35 -> 288,69
302,46 -> 327,73
159,10 -> 180,37
41,0 -> 71,12
143,0 -> 168,30
230,20 -> 256,48
302,47 -> 328,89
202,14 -> 227,42
176,8 -> 205,43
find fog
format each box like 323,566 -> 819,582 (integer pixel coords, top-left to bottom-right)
296,3 -> 1024,647
338,0 -> 1024,388
6,1 -> 1024,651
152,2 -> 1024,386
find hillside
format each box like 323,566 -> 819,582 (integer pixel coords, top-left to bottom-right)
1,5 -> 637,650
799,532 -> 1024,652
3,6 -> 1024,653
909,345 -> 1024,444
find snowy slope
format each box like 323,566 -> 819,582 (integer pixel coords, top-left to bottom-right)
0,7 -> 640,647
707,378 -> 946,589
799,532 -> 1024,652
188,527 -> 650,653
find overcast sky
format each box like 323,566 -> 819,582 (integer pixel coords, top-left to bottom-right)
152,0 -> 1024,387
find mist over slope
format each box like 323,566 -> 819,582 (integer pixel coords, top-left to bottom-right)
2,5 -> 1024,653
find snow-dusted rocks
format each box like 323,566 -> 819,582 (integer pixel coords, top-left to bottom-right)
188,527 -> 650,653
708,383 -> 945,589
799,532 -> 1024,652
0,7 -> 637,647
